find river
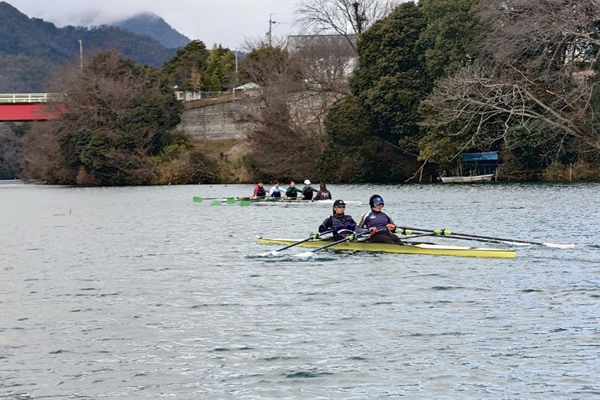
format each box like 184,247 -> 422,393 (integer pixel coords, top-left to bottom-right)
1,182 -> 599,399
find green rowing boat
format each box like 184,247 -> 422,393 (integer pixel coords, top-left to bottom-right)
257,237 -> 516,259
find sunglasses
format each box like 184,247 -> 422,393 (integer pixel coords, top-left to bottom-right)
336,205 -> 346,208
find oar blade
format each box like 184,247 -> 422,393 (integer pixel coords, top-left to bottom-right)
211,200 -> 221,206
193,196 -> 203,203
240,199 -> 251,206
226,197 -> 236,204
543,242 -> 575,249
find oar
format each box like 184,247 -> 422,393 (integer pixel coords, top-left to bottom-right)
259,229 -> 334,256
397,226 -> 575,248
251,196 -> 301,202
295,231 -> 370,258
238,196 -> 298,206
193,196 -> 245,203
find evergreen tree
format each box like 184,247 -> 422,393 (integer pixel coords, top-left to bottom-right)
350,1 -> 430,155
162,40 -> 210,91
418,0 -> 484,78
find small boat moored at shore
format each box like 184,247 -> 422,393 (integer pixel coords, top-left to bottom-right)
441,174 -> 495,183
257,237 -> 516,258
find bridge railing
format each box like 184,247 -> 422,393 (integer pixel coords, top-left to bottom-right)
0,93 -> 63,104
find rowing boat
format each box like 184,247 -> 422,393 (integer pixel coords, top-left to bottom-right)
249,198 -> 362,206
256,237 -> 516,258
441,174 -> 495,183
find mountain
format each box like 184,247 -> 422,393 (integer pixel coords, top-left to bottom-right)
0,1 -> 176,91
113,12 -> 191,49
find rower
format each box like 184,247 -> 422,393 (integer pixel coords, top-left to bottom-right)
318,200 -> 357,240
356,195 -> 403,244
268,180 -> 286,198
252,180 -> 266,199
300,179 -> 318,200
285,180 -> 301,199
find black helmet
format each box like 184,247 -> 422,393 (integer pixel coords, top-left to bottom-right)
332,199 -> 346,211
369,194 -> 384,208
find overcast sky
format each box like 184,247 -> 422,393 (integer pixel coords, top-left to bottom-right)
4,0 -> 299,49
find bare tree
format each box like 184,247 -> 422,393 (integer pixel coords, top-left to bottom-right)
288,34 -> 357,95
237,42 -> 352,180
295,0 -> 401,53
423,0 -> 600,153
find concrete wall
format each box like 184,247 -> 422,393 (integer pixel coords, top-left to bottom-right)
178,91 -> 341,141
178,98 -> 262,141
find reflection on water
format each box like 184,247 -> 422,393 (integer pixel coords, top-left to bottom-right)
1,183 -> 599,399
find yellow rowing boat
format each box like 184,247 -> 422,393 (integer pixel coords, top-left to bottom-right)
257,237 -> 516,259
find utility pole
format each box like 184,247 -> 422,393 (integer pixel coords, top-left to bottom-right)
233,49 -> 239,98
235,49 -> 238,75
267,14 -> 276,47
78,40 -> 83,70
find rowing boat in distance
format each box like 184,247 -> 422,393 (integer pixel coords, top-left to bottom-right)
193,196 -> 361,206
441,174 -> 495,183
249,198 -> 362,206
257,237 -> 516,258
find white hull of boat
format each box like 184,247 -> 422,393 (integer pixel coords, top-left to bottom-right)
250,199 -> 362,206
441,174 -> 495,183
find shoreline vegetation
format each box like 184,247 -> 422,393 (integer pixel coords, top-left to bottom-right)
0,129 -> 600,186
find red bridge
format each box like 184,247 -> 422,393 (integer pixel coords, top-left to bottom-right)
0,93 -> 64,121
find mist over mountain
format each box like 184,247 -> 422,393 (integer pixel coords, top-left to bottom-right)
113,12 -> 190,49
0,1 -> 184,91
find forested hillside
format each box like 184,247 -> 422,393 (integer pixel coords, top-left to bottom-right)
0,2 -> 176,91
114,12 -> 191,49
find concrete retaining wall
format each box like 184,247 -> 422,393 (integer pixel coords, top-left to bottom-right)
178,99 -> 262,141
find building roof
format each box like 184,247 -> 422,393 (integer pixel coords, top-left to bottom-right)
234,82 -> 261,91
461,152 -> 499,162
285,34 -> 357,54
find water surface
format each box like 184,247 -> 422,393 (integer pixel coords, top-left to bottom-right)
1,182 -> 599,399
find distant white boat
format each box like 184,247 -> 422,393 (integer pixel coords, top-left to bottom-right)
441,174 -> 495,183
250,198 -> 362,206
0,179 -> 25,186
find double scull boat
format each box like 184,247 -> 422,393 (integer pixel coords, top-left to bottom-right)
257,237 -> 515,258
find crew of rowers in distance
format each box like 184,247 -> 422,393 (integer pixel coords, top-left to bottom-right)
252,179 -> 332,201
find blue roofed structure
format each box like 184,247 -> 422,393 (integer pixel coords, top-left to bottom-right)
458,151 -> 500,176
460,151 -> 499,162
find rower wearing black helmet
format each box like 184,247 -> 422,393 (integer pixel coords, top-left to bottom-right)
318,200 -> 357,240
356,195 -> 402,244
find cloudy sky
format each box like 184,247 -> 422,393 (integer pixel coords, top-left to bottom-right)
5,0 -> 299,49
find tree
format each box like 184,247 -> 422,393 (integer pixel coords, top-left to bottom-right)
239,46 -> 324,180
350,1 -> 431,155
21,51 -> 184,185
238,46 -> 294,87
287,35 -> 357,95
418,0 -> 484,78
203,45 -> 235,91
422,0 -> 600,171
0,123 -> 23,179
295,0 -> 401,53
162,40 -> 210,90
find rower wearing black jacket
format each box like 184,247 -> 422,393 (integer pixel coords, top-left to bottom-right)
318,200 -> 357,240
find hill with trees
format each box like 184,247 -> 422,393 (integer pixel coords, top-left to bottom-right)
0,1 -> 176,91
113,12 -> 191,49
